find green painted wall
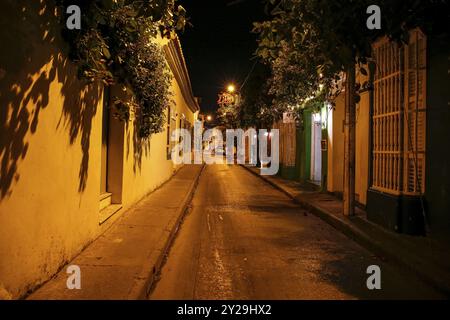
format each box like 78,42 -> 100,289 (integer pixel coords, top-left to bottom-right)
280,106 -> 328,190
279,164 -> 299,180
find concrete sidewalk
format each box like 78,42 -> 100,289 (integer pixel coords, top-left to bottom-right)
28,164 -> 204,300
242,165 -> 450,296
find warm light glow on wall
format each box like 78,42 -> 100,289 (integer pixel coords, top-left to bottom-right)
312,113 -> 321,123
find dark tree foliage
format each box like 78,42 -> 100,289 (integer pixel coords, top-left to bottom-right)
254,0 -> 450,118
54,0 -> 187,138
238,63 -> 273,128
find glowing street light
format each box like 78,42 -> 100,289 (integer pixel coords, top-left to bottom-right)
227,84 -> 236,93
206,115 -> 212,121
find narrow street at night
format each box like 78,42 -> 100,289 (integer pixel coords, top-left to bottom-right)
2,0 -> 450,316
150,165 -> 444,300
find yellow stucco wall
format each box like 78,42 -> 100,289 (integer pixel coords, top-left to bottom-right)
0,48 -> 106,299
0,2 -> 197,299
355,91 -> 370,205
120,75 -> 196,208
327,88 -> 370,206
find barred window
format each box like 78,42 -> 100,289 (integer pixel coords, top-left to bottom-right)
371,29 -> 426,196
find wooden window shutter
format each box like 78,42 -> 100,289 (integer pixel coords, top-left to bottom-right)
277,118 -> 296,167
404,29 -> 427,195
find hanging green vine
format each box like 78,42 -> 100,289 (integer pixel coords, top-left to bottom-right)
55,0 -> 187,138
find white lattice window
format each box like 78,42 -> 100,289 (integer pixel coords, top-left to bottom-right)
371,29 -> 426,196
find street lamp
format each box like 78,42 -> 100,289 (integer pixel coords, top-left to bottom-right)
206,115 -> 212,121
227,84 -> 236,93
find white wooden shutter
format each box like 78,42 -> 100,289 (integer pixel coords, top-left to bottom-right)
404,29 -> 427,195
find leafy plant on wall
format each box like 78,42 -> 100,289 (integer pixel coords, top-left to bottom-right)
55,0 -> 187,138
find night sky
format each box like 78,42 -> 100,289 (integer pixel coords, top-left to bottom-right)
178,0 -> 267,114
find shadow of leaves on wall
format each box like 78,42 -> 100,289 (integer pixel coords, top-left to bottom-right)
0,0 -> 102,199
128,116 -> 152,175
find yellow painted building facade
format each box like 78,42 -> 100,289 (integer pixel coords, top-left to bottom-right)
326,74 -> 370,206
0,2 -> 198,299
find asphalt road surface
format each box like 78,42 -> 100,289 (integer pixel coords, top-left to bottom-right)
150,164 -> 445,300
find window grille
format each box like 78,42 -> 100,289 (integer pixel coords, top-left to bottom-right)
371,29 -> 426,196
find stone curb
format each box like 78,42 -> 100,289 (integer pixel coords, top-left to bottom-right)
240,165 -> 450,297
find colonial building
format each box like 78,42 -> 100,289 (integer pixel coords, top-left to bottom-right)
276,28 -> 450,245
366,28 -> 450,241
0,3 -> 199,298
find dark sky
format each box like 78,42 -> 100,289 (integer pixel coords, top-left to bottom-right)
179,0 -> 267,114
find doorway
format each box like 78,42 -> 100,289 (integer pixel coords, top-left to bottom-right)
99,86 -> 124,223
100,87 -> 112,210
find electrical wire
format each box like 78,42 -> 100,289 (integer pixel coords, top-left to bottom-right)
239,60 -> 258,91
